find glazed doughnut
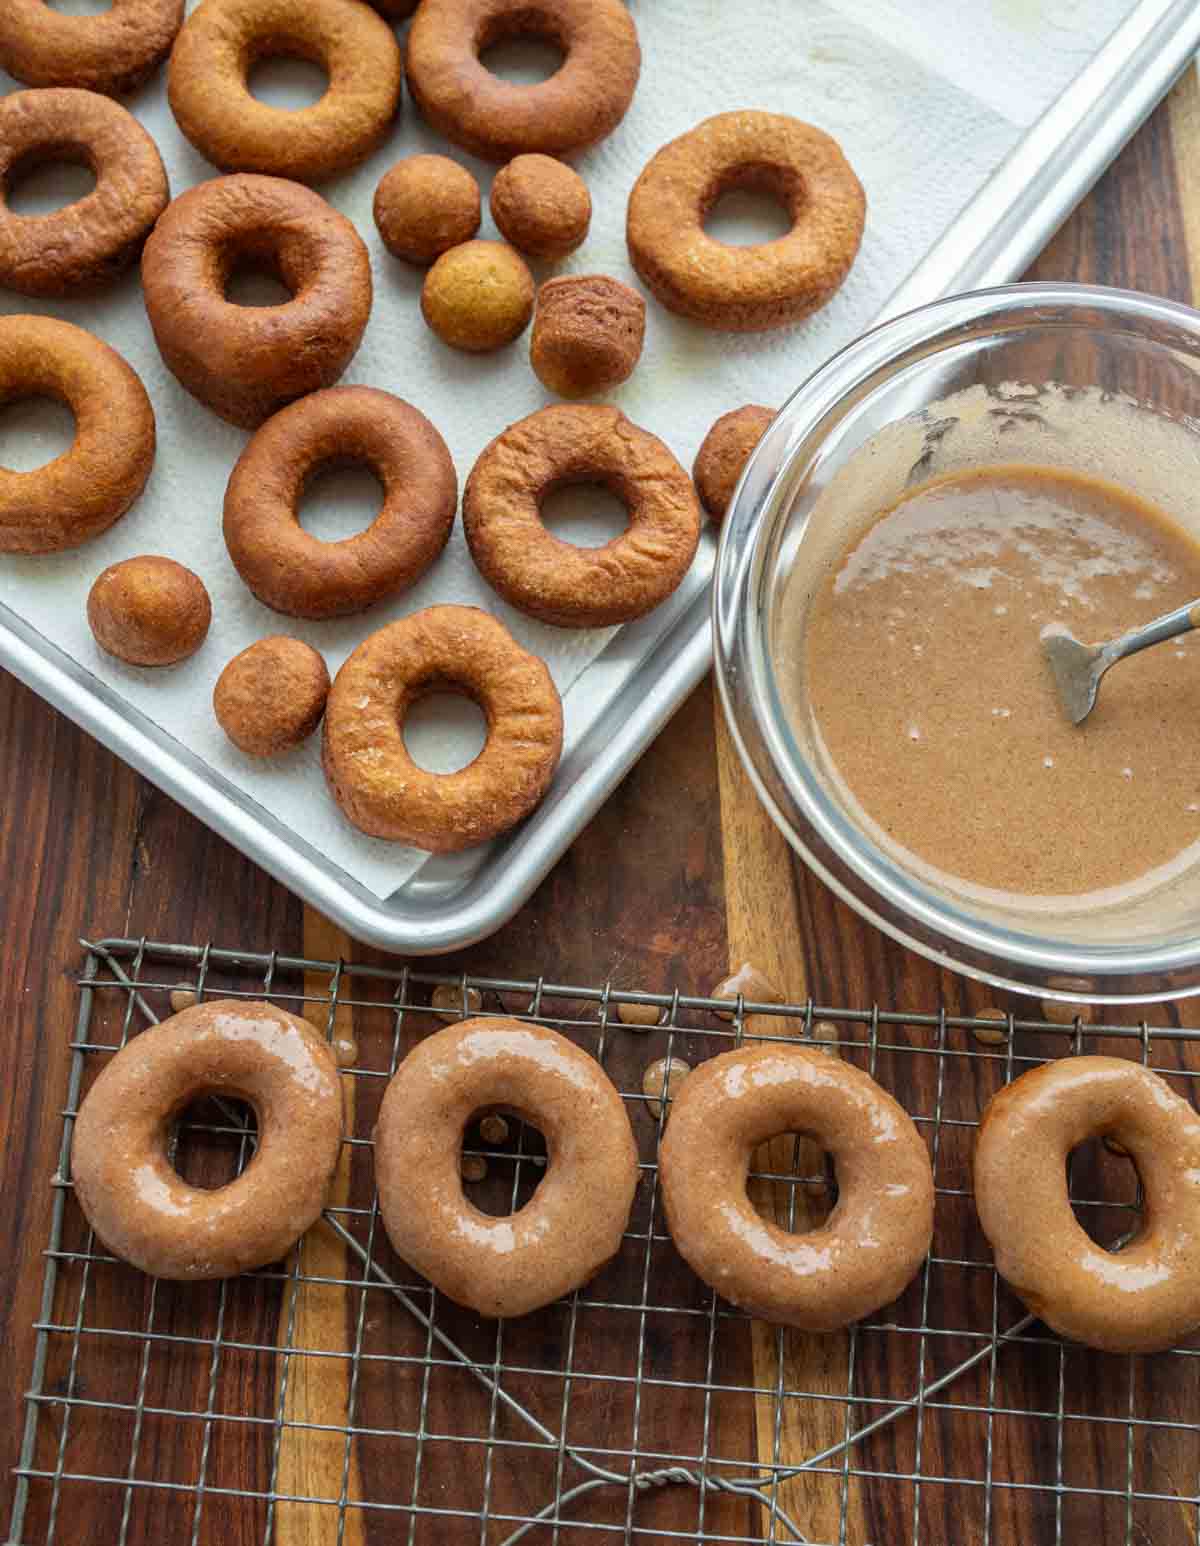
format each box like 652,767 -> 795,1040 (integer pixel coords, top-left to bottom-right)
322,604 -> 563,851
168,0 -> 403,185
0,0 -> 184,97
223,387 -> 457,619
0,89 -> 169,298
659,1044 -> 934,1329
463,404 -> 702,627
0,314 -> 155,554
141,174 -> 372,430
405,0 -> 641,163
71,1000 -> 343,1280
374,1017 -> 638,1316
975,1056 -> 1200,1353
627,111 -> 866,332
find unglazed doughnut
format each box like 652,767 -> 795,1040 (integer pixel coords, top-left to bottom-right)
659,1044 -> 934,1329
0,89 -> 169,298
529,275 -> 646,399
223,387 -> 457,619
88,556 -> 211,666
463,404 -> 702,626
627,111 -> 866,332
0,314 -> 155,554
168,0 -> 403,184
974,1056 -> 1200,1353
373,156 -> 481,266
374,1017 -> 638,1316
693,405 -> 776,520
322,604 -> 563,851
141,174 -> 371,429
0,0 -> 184,97
214,637 -> 330,756
71,1000 -> 343,1279
406,0 -> 640,163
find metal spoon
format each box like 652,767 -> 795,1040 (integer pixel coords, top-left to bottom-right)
1041,599 -> 1200,724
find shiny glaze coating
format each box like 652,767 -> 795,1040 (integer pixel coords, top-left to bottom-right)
659,1044 -> 934,1329
0,0 -> 184,97
374,1017 -> 639,1317
974,1056 -> 1200,1353
71,1000 -> 344,1280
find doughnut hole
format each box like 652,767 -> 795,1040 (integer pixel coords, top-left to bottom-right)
1066,1134 -> 1142,1251
218,228 -> 303,309
749,1131 -> 837,1231
45,0 -> 114,12
463,1111 -> 547,1215
171,1095 -> 259,1191
701,163 -> 799,247
4,145 -> 98,218
540,480 -> 629,549
403,689 -> 488,774
0,395 -> 76,472
297,460 -> 385,541
478,31 -> 565,86
246,54 -> 330,111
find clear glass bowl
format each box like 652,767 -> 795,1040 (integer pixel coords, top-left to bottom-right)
714,283 -> 1200,1004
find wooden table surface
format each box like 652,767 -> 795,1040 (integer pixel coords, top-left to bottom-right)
4,66 -> 1200,1546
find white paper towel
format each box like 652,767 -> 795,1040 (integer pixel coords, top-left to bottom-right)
0,0 -> 1137,900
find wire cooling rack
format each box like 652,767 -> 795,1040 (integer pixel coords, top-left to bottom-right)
8,938 -> 1200,1546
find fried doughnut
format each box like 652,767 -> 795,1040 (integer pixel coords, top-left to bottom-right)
322,604 -> 563,851
529,275 -> 645,398
463,404 -> 702,627
975,1056 -> 1200,1353
627,111 -> 866,332
490,154 -> 591,261
375,1017 -> 638,1316
88,556 -> 211,666
71,1000 -> 343,1279
0,89 -> 169,298
659,1044 -> 934,1329
223,387 -> 457,619
168,0 -> 403,184
406,0 -> 640,163
0,314 -> 155,554
214,637 -> 330,756
0,0 -> 184,96
374,155 -> 481,266
693,405 -> 776,520
141,174 -> 372,430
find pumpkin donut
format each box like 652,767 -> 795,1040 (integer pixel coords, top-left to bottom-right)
0,89 -> 169,298
141,174 -> 372,430
322,605 -> 563,851
0,0 -> 184,97
168,0 -> 403,185
627,111 -> 866,332
463,404 -> 702,627
224,387 -> 458,620
405,0 -> 640,163
0,314 -> 155,554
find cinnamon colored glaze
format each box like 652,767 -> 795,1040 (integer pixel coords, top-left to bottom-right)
658,1044 -> 934,1330
974,1057 -> 1200,1353
374,1018 -> 638,1318
800,465 -> 1200,898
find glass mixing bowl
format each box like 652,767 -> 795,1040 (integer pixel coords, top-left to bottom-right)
714,283 -> 1200,1004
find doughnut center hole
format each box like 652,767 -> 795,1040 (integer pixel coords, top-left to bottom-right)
540,482 -> 629,549
703,167 -> 797,247
224,255 -> 294,308
1067,1135 -> 1141,1251
0,396 -> 77,472
43,0 -> 113,13
297,460 -> 384,540
6,153 -> 97,217
749,1132 -> 837,1231
478,32 -> 565,85
463,1111 -> 546,1215
247,53 -> 330,111
171,1096 -> 258,1191
404,690 -> 488,775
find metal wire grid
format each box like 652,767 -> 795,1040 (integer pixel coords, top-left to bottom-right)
7,937 -> 1200,1546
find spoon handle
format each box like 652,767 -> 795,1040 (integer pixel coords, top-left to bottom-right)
1099,598 -> 1200,669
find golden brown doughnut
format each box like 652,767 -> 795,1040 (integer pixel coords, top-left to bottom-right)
88,555 -> 211,666
374,1017 -> 638,1316
463,404 -> 702,627
373,155 -> 481,266
223,386 -> 457,619
141,174 -> 372,430
0,89 -> 169,298
0,314 -> 155,554
420,239 -> 535,353
322,604 -> 563,851
693,405 -> 775,520
529,275 -> 645,399
0,0 -> 184,97
975,1056 -> 1200,1353
214,636 -> 330,756
490,154 -> 591,260
71,999 -> 343,1280
168,0 -> 403,185
406,0 -> 640,163
659,1044 -> 934,1329
627,111 -> 866,332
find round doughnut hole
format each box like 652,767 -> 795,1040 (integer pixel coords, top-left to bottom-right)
0,396 -> 76,472
44,0 -> 113,13
224,252 -> 292,308
749,1134 -> 837,1231
171,1096 -> 259,1191
465,1113 -> 547,1215
5,154 -> 97,217
297,461 -> 384,541
478,32 -> 564,86
540,482 -> 629,549
704,181 -> 793,247
247,55 -> 330,111
403,692 -> 488,775
1066,1135 -> 1141,1251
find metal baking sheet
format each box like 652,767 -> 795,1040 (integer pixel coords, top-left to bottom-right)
2,0 -> 1198,954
